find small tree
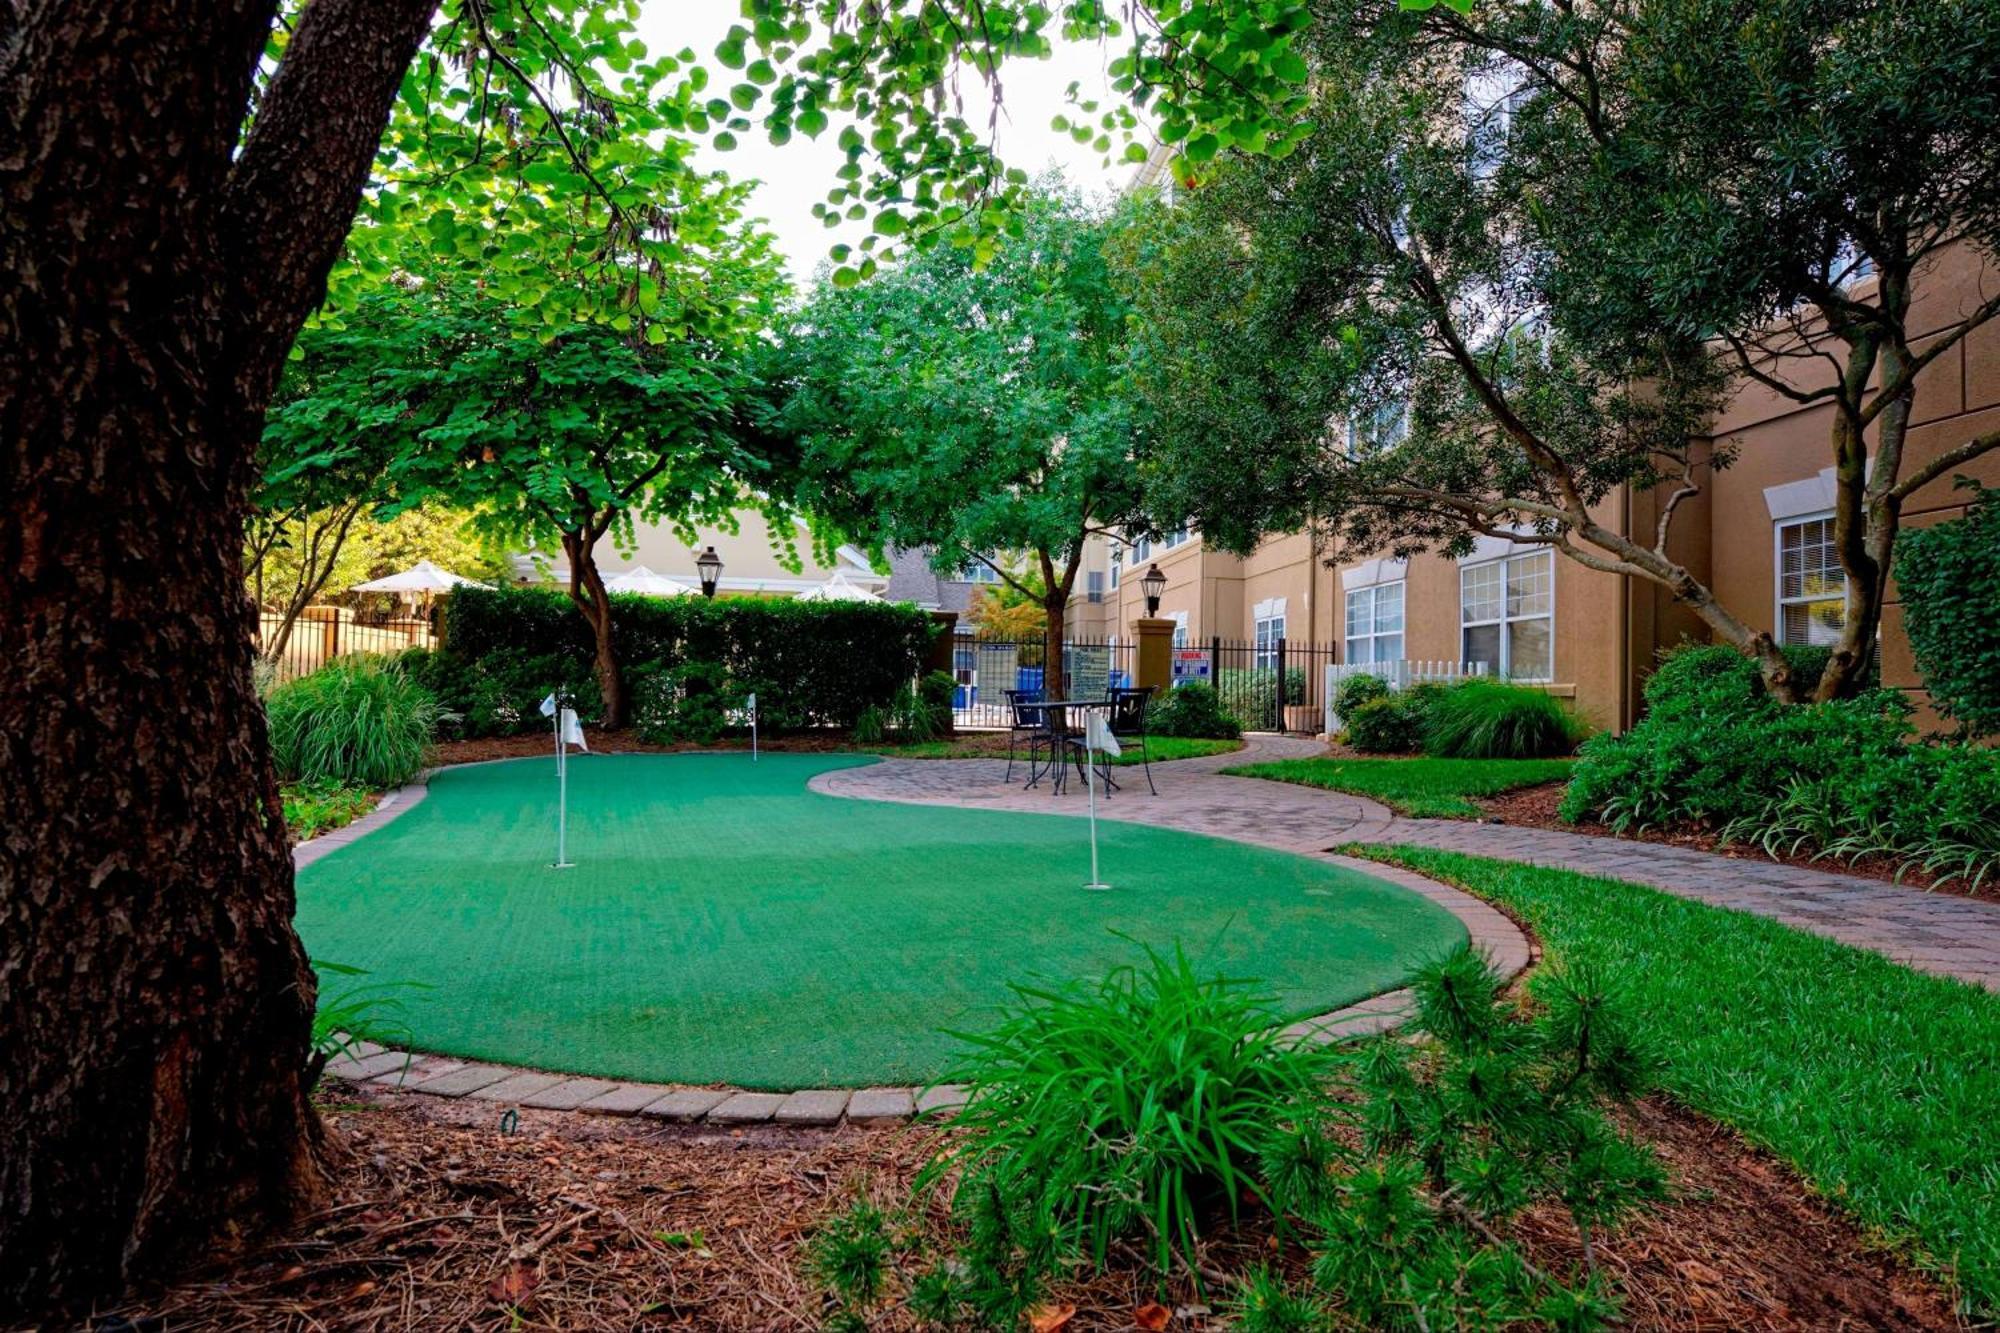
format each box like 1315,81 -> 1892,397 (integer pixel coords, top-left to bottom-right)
1124,0 -> 2000,703
777,185 -> 1146,686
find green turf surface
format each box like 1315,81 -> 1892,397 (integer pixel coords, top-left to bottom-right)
1354,845 -> 2000,1318
1224,756 -> 1574,818
295,753 -> 1465,1088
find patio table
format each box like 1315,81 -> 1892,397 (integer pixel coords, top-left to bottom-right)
1015,698 -> 1115,795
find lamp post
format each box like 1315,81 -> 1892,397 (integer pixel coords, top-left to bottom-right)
1140,563 -> 1166,616
695,545 -> 723,599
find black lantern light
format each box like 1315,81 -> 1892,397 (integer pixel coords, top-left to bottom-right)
695,545 -> 724,599
1140,563 -> 1167,616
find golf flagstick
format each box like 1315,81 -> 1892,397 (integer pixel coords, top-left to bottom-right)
1083,705 -> 1116,891
541,689 -> 575,869
748,691 -> 758,761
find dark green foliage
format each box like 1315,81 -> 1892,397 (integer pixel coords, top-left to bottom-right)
1563,646 -> 2000,889
265,657 -> 438,788
807,1201 -> 894,1311
631,661 -> 744,746
1345,695 -> 1425,754
1422,680 -> 1585,760
394,646 -> 597,740
437,584 -> 936,734
919,946 -> 1340,1285
1333,672 -> 1392,718
306,962 -> 427,1089
1227,1266 -> 1333,1332
1216,666 -> 1307,730
1362,844 -> 2000,1318
280,780 -> 377,842
1898,484 -> 2000,736
1148,682 -> 1242,739
1305,949 -> 1663,1332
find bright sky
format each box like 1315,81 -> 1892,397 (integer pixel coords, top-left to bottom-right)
635,0 -> 1155,285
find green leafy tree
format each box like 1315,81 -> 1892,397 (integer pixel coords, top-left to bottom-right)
777,185 -> 1147,684
1123,0 -> 2000,703
5,0 -> 1312,1306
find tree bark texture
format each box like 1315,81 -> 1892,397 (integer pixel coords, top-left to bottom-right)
0,0 -> 437,1309
562,528 -> 627,729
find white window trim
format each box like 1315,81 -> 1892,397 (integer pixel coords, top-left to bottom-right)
1168,608 -> 1190,648
1344,579 -> 1407,666
1459,550 -> 1555,681
1341,557 -> 1408,592
1253,604 -> 1287,669
1773,509 -> 1847,647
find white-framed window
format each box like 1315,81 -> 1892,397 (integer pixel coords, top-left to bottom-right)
957,558 -> 1001,584
1344,581 -> 1406,665
1254,614 -> 1286,669
1776,513 -> 1846,647
1161,525 -> 1191,551
1169,609 -> 1190,649
1133,535 -> 1152,561
1345,401 -> 1409,455
1460,550 -> 1553,680
1109,542 -> 1122,589
1085,570 -> 1105,603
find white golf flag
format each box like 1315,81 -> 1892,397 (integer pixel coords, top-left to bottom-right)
1084,710 -> 1122,757
539,692 -> 558,718
561,708 -> 588,751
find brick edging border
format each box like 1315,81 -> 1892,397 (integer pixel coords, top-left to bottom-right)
316,754 -> 1534,1127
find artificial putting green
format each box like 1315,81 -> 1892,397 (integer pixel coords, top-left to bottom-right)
295,753 -> 1466,1088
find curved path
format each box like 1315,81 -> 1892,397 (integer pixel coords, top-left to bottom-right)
307,743 -> 1529,1126
817,736 -> 2000,992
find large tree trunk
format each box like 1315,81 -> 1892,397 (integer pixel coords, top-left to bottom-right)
0,0 -> 437,1311
563,530 -> 627,729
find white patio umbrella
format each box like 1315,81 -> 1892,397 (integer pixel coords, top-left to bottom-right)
350,559 -> 490,597
795,568 -> 884,603
603,564 -> 695,597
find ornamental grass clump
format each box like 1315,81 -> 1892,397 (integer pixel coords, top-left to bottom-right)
809,945 -> 1665,1331
265,655 -> 438,788
1422,679 -> 1586,759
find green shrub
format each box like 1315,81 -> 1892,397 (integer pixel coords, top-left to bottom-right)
1898,482 -> 2000,736
632,660 -> 744,745
817,946 -> 1662,1330
1421,679 -> 1585,759
1333,671 -> 1392,719
1345,694 -> 1424,753
917,669 -> 958,732
281,779 -> 376,842
919,946 -> 1339,1287
1149,681 -> 1242,738
1563,644 -> 2000,888
265,656 -> 437,787
441,584 -> 936,732
1216,666 -> 1308,729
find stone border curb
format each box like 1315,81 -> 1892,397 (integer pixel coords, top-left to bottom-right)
318,741 -> 1537,1126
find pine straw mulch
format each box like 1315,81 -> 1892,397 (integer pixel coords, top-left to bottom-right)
86,1081 -> 1961,1333
1471,782 -> 1978,899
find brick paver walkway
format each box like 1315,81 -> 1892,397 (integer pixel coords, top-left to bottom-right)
818,736 -> 2000,992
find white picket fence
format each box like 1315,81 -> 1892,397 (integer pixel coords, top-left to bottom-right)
1324,659 -> 1490,734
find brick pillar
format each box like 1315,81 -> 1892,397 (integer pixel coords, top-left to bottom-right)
927,611 -> 959,734
1134,617 -> 1176,696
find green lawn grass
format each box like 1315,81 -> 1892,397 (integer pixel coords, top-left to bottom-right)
1223,756 -> 1573,817
877,734 -> 1241,765
294,753 -> 1464,1089
1353,844 -> 2000,1318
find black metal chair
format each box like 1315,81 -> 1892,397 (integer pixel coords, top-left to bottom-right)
1003,688 -> 1044,783
1105,686 -> 1157,796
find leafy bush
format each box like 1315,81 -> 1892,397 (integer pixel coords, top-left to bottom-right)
919,946 -> 1339,1286
265,656 -> 437,787
632,660 -> 744,745
394,646 -> 595,740
812,946 -> 1663,1331
1341,682 -> 1441,754
1563,645 -> 2000,888
441,584 -> 937,732
1216,665 -> 1308,729
916,669 -> 958,734
281,779 -> 376,842
1898,482 -> 2000,736
1149,682 -> 1242,738
1422,679 -> 1585,759
1333,671 -> 1392,719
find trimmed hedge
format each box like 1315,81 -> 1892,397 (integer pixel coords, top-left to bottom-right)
1898,483 -> 2000,736
428,584 -> 939,736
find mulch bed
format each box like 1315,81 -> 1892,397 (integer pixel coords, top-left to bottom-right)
1472,782 -> 1973,898
88,1083 -> 1960,1332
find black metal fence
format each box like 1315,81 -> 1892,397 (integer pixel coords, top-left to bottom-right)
949,633 -> 1137,729
1188,636 -> 1339,734
255,610 -> 437,681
